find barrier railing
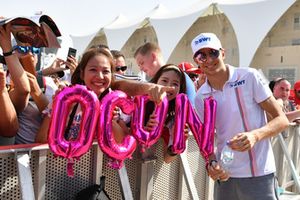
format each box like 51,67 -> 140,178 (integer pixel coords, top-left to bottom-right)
0,137 -> 208,200
1,124 -> 299,200
272,123 -> 300,194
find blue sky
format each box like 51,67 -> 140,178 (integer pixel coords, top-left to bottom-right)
0,0 -> 200,36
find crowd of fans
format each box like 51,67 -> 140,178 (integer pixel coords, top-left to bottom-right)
0,20 -> 297,199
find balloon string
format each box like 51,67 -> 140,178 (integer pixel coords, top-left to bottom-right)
67,159 -> 75,177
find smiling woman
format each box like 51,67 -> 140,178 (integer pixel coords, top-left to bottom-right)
36,48 -> 128,144
143,64 -> 188,163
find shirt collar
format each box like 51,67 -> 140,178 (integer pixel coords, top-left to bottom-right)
200,65 -> 239,95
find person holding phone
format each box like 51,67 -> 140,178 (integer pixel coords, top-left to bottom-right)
38,47 -> 78,85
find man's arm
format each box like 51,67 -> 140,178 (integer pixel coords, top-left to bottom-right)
229,96 -> 289,151
112,80 -> 175,103
0,69 -> 18,137
256,96 -> 289,139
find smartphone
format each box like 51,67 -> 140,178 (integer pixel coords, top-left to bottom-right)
66,47 -> 77,68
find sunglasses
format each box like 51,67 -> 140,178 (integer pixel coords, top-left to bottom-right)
194,49 -> 220,63
188,73 -> 198,80
116,66 -> 127,72
13,46 -> 40,54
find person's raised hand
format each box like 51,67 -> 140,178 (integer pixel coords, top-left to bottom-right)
148,84 -> 175,103
65,55 -> 78,75
25,72 -> 41,96
42,58 -> 66,76
0,24 -> 13,52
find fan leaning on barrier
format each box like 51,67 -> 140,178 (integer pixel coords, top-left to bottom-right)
48,85 -> 217,176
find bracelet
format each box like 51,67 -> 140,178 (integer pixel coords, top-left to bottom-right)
3,50 -> 14,57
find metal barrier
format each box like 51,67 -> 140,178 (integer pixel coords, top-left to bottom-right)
2,124 -> 298,200
272,123 -> 300,194
0,137 -> 208,200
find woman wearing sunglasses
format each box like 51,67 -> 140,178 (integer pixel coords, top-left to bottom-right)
13,43 -> 54,144
0,24 -> 31,143
0,25 -> 56,145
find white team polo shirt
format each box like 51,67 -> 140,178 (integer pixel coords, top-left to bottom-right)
195,65 -> 275,178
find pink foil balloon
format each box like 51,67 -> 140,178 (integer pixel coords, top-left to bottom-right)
131,95 -> 169,151
97,90 -> 137,169
172,94 -> 216,162
201,96 -> 217,161
48,84 -> 100,176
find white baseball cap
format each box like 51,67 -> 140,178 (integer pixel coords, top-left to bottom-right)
191,33 -> 222,57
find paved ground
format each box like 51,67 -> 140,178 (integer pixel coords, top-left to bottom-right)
280,191 -> 300,200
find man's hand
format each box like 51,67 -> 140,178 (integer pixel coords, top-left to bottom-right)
228,132 -> 259,152
207,161 -> 230,182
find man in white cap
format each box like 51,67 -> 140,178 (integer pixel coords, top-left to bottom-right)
192,32 -> 288,200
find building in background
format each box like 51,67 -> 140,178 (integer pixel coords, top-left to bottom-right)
83,1 -> 300,84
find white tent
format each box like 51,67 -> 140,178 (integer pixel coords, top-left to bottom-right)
218,0 -> 295,67
71,0 -> 296,67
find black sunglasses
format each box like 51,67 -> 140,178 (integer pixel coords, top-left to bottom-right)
116,66 -> 127,72
194,49 -> 220,63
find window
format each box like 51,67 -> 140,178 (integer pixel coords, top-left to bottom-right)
268,68 -> 296,86
294,13 -> 300,30
292,39 -> 300,46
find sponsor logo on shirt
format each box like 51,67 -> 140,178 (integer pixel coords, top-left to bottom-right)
230,79 -> 245,88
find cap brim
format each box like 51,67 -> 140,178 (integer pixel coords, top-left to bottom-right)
193,45 -> 221,57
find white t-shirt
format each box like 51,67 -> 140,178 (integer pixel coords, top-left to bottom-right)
195,65 -> 275,178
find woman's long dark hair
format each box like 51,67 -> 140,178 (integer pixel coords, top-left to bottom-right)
148,64 -> 187,125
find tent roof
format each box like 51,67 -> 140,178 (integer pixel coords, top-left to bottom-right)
71,0 -> 296,67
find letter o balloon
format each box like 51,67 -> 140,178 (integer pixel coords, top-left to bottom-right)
48,84 -> 100,176
97,90 -> 137,169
